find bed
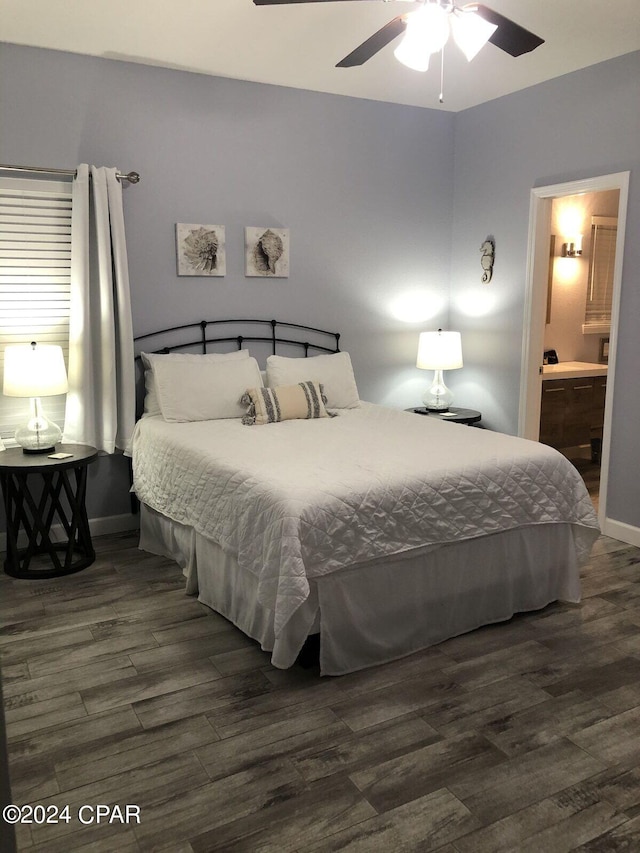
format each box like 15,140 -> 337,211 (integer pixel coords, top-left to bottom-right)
132,319 -> 600,675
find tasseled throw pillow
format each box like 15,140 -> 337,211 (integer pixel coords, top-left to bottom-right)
242,381 -> 335,425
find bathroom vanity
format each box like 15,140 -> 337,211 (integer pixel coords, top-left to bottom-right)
540,362 -> 607,460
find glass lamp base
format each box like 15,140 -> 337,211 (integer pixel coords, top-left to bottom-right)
22,445 -> 56,455
15,412 -> 62,455
423,369 -> 453,412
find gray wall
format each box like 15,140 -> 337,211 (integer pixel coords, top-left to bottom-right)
448,51 -> 640,528
1,44 -> 638,533
0,43 -> 454,524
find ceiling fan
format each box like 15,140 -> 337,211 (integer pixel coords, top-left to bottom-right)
252,0 -> 544,70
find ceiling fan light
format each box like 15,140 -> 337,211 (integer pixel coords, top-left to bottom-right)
394,31 -> 431,72
394,4 -> 450,72
408,4 -> 450,53
450,10 -> 498,62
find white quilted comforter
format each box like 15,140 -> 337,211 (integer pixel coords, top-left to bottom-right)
132,403 -> 599,637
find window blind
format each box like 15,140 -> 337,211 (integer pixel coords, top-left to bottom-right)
0,176 -> 72,446
585,216 -> 616,326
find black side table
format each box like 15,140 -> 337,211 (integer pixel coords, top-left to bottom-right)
0,444 -> 98,579
407,406 -> 482,426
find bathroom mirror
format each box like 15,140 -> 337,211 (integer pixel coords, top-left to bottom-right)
584,215 -> 616,332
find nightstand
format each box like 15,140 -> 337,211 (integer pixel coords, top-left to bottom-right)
407,406 -> 482,426
0,444 -> 98,579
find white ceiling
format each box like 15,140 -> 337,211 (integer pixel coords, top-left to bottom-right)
2,0 -> 639,111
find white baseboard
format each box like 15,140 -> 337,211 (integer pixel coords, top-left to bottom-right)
0,513 -> 139,552
89,513 -> 140,539
601,517 -> 640,547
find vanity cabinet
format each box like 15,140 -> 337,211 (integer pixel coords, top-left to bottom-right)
540,376 -> 606,455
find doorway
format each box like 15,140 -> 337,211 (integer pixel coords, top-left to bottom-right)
542,189 -> 619,513
518,171 -> 630,536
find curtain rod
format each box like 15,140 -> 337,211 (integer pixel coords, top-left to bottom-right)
0,163 -> 140,184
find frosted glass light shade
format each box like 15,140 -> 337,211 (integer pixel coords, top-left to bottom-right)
450,10 -> 498,62
394,4 -> 449,72
394,32 -> 431,72
3,342 -> 68,397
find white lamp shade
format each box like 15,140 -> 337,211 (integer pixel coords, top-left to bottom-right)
450,10 -> 498,62
3,343 -> 68,398
417,330 -> 463,370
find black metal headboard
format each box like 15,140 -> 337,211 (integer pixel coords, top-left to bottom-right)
133,318 -> 341,420
134,318 -> 340,359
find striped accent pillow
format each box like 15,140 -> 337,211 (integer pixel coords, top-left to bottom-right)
242,381 -> 333,425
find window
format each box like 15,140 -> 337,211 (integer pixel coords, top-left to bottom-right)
584,215 -> 617,330
0,176 -> 72,446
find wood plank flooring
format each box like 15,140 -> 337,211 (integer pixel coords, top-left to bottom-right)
2,528 -> 640,852
561,447 -> 601,513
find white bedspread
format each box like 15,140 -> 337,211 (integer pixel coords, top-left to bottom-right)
132,403 -> 599,637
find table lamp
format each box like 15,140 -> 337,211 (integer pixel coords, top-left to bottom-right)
2,342 -> 68,453
416,329 -> 463,411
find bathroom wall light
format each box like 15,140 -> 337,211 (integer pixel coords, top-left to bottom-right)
561,237 -> 583,258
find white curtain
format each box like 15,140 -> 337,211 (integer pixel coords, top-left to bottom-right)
64,165 -> 135,455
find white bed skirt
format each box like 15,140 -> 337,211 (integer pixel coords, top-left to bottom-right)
139,504 -> 588,675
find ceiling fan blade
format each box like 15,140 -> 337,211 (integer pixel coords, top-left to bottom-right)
253,0 -> 370,5
336,16 -> 407,67
474,4 -> 544,56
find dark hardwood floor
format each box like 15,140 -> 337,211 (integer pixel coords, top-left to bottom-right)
561,446 -> 601,514
2,525 -> 640,852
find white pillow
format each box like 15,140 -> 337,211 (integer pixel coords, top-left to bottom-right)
153,358 -> 262,422
153,355 -> 263,422
266,352 -> 359,409
141,349 -> 249,417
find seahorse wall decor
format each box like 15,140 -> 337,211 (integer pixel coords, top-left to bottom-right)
480,236 -> 495,284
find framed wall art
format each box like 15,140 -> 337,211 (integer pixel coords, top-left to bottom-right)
245,226 -> 289,278
176,223 -> 226,276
